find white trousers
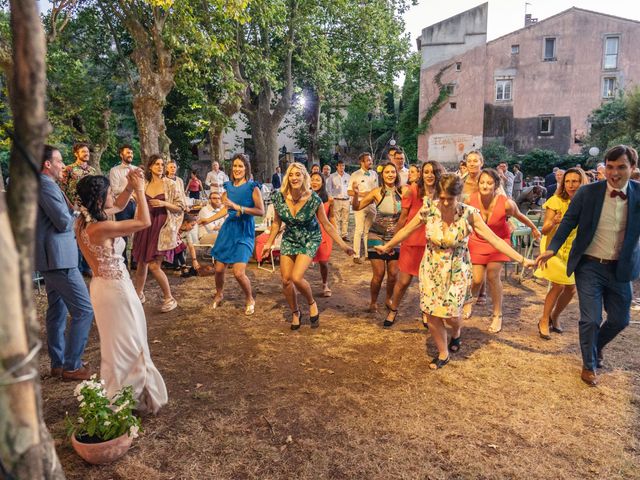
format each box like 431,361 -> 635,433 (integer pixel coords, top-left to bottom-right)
353,206 -> 375,258
333,199 -> 350,238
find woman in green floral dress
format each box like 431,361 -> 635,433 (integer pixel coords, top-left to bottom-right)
375,174 -> 535,369
263,163 -> 354,330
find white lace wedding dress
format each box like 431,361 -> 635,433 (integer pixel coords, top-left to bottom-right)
80,230 -> 168,413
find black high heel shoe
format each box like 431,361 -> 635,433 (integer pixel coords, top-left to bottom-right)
309,301 -> 319,328
383,308 -> 398,328
291,310 -> 301,330
448,336 -> 462,353
549,314 -> 563,333
538,321 -> 551,340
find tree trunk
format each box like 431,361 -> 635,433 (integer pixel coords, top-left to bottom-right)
88,109 -> 112,174
208,124 -> 225,167
245,110 -> 279,182
3,1 -> 64,478
132,93 -> 171,161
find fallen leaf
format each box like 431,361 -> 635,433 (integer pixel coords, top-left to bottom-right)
196,383 -> 203,389
286,435 -> 293,444
487,444 -> 498,450
152,340 -> 161,344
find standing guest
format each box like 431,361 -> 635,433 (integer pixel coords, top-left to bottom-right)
185,170 -> 204,199
349,152 -> 378,263
205,161 -> 229,196
537,145 -> 640,386
393,147 -> 410,186
462,150 -> 483,202
75,173 -> 167,413
199,154 -> 264,315
271,166 -> 283,189
456,160 -> 468,177
386,146 -> 398,163
310,172 -> 335,297
352,162 -> 403,313
544,167 -> 559,190
385,160 -> 444,327
166,160 -> 187,200
310,163 -> 321,174
37,145 -> 94,381
132,154 -> 185,312
197,191 -> 226,245
375,174 -> 534,369
109,144 -> 137,268
512,164 -> 523,200
61,142 -> 96,207
407,164 -> 420,186
546,168 -> 565,198
327,159 -> 351,241
464,169 -> 541,332
534,168 -> 589,338
497,162 -> 515,198
61,142 -> 96,276
262,163 -> 353,329
596,163 -> 606,181
321,164 -> 331,181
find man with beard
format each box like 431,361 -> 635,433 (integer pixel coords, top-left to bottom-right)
109,144 -> 138,268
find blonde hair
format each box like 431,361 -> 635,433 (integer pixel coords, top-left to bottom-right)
280,162 -> 311,196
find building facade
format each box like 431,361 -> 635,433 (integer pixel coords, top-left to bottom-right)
417,3 -> 640,165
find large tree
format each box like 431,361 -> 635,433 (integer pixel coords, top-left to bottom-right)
0,0 -> 64,477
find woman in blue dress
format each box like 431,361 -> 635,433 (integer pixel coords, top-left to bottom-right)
198,154 -> 264,315
262,163 -> 354,330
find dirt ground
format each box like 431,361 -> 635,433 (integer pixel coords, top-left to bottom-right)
38,249 -> 640,480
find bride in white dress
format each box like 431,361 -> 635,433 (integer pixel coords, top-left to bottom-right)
75,170 -> 168,414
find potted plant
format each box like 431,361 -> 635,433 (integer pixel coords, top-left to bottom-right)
66,375 -> 141,464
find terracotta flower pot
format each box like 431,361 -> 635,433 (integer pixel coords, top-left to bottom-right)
71,432 -> 133,464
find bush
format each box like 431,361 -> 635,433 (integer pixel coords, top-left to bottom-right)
481,141 -> 512,167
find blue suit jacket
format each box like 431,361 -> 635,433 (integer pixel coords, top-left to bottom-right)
35,174 -> 78,272
548,180 -> 640,282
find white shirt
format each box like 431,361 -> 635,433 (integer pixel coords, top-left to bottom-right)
349,168 -> 378,199
109,163 -> 136,196
197,205 -> 226,237
398,167 -> 409,186
205,170 -> 229,194
584,182 -> 628,260
327,171 -> 351,200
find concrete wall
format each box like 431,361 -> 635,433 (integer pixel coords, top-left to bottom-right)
417,6 -> 640,161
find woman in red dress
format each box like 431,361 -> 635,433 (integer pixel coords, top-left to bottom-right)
465,168 -> 540,332
310,172 -> 335,297
385,161 -> 444,327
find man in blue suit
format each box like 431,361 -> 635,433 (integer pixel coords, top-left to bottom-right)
537,145 -> 640,386
36,145 -> 94,381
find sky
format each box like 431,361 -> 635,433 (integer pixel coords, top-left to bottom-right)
403,0 -> 640,50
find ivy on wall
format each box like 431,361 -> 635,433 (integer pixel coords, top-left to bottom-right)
416,63 -> 454,135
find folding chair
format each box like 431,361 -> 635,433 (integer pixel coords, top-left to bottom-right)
258,231 -> 282,272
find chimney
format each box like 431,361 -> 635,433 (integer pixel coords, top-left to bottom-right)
525,13 -> 538,27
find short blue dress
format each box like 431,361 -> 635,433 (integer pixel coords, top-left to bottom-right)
272,190 -> 322,257
211,180 -> 259,264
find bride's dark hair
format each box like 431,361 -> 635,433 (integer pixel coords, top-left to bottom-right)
77,175 -> 110,222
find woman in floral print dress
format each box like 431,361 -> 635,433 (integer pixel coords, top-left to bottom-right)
263,163 -> 354,330
375,174 -> 535,369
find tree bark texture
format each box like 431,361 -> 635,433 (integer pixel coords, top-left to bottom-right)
208,124 -> 225,167
2,1 -> 65,478
303,87 -> 321,165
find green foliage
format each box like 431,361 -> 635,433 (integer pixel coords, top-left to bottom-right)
481,141 -> 512,167
341,94 -> 396,160
519,149 -> 560,177
397,53 -> 420,162
66,376 -> 141,442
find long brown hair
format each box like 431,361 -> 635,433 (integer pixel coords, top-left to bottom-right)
556,167 -> 588,200
417,160 -> 445,199
145,154 -> 164,182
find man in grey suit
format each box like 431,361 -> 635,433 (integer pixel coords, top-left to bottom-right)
37,145 -> 94,381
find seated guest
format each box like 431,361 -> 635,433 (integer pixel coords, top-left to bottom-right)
516,185 -> 547,212
174,215 -> 200,276
197,191 -> 226,244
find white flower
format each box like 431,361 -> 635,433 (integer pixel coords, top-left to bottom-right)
77,395 -> 84,402
129,425 -> 139,439
104,421 -> 111,426
77,417 -> 84,424
90,403 -> 95,408
90,374 -> 97,380
79,402 -> 86,408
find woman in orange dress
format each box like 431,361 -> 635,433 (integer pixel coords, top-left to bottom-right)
465,168 -> 540,333
310,172 -> 335,296
385,161 -> 444,327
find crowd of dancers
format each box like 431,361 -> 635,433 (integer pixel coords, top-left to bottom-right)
35,142 -> 640,415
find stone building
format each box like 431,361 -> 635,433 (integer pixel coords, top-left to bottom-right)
417,3 -> 640,165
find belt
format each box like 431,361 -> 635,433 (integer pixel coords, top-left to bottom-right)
583,254 -> 617,264
334,197 -> 350,201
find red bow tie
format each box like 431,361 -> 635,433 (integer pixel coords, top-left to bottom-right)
610,190 -> 627,200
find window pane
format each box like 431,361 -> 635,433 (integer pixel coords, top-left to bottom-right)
605,37 -> 619,55
544,38 -> 555,58
504,81 -> 511,100
604,54 -> 617,69
496,83 -> 504,100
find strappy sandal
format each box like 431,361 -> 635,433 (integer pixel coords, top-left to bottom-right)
322,284 -> 332,297
448,336 -> 462,353
421,313 -> 429,330
291,310 -> 301,330
212,293 -> 224,309
383,308 -> 398,328
429,356 -> 450,370
309,301 -> 319,328
245,300 -> 255,316
160,297 -> 178,313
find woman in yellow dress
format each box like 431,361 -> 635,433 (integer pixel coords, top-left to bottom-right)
534,167 -> 589,339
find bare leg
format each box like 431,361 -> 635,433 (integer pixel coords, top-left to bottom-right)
387,271 -> 413,322
134,261 -> 149,297
232,262 -> 253,307
369,259 -> 386,312
539,282 -> 564,336
550,285 -> 576,330
280,255 -> 300,325
147,257 -> 172,300
464,264 -> 486,318
213,261 -> 226,302
385,260 -> 398,307
486,261 -> 504,332
427,314 -> 449,361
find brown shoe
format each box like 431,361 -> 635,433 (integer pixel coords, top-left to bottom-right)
50,367 -> 63,378
62,365 -> 92,382
581,368 -> 597,387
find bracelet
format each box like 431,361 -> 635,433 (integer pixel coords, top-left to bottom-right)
240,206 -> 245,215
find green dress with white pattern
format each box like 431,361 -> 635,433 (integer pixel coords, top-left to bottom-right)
272,190 -> 323,257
